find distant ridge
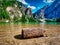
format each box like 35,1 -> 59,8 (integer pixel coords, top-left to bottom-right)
33,0 -> 60,19
45,0 -> 60,19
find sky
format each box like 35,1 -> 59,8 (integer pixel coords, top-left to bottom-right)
17,0 -> 55,13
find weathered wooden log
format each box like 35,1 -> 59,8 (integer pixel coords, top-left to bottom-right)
21,28 -> 45,38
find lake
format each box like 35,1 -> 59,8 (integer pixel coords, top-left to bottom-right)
0,22 -> 60,45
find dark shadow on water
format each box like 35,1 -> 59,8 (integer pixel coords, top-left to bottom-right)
14,34 -> 46,40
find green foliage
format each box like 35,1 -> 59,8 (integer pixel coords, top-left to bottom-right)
0,9 -> 10,20
0,0 -> 16,9
20,14 -> 36,22
29,17 -> 36,22
20,15 -> 27,22
0,0 -> 16,20
56,18 -> 60,22
13,16 -> 20,22
0,0 -> 37,22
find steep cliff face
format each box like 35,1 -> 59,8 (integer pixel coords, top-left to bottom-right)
45,0 -> 60,19
33,0 -> 60,20
6,4 -> 22,22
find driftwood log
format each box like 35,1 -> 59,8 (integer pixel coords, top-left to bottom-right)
21,28 -> 45,38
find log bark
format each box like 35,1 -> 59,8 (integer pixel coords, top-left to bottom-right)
21,28 -> 45,38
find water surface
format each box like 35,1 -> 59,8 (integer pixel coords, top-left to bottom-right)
0,22 -> 60,45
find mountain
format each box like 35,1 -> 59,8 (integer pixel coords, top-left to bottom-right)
45,0 -> 60,19
34,0 -> 60,19
0,0 -> 23,22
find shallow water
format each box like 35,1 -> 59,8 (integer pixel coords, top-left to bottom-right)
0,22 -> 60,45
0,22 -> 60,31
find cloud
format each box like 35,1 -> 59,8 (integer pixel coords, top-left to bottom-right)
43,0 -> 54,3
28,5 -> 36,10
17,0 -> 36,12
17,0 -> 28,5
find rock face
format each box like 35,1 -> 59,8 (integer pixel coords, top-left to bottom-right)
6,6 -> 22,18
25,8 -> 32,15
22,6 -> 32,15
21,5 -> 32,15
22,28 -> 45,38
6,4 -> 23,22
44,0 -> 60,19
25,8 -> 32,18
